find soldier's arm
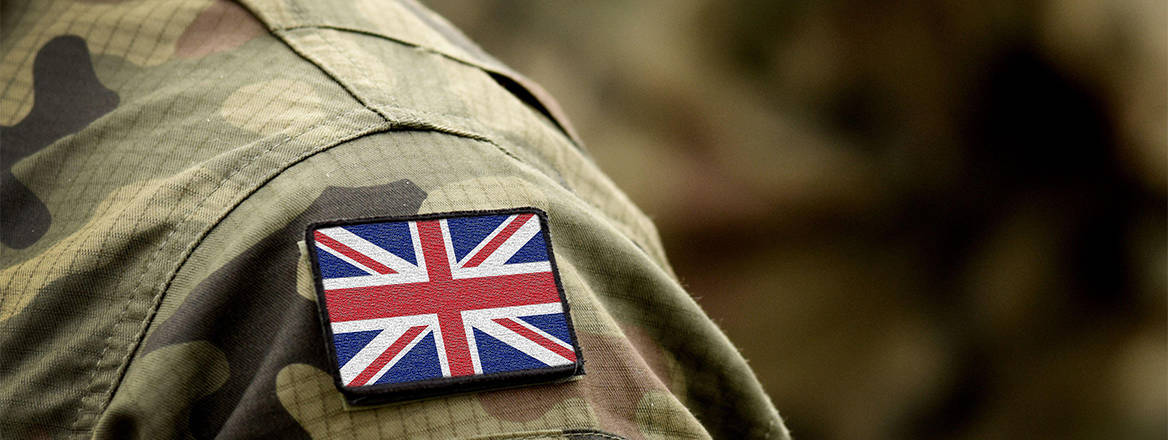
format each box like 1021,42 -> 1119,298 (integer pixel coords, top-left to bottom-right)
0,0 -> 786,437
108,129 -> 785,439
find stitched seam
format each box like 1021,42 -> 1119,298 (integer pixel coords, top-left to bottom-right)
235,0 -> 521,168
317,26 -> 398,122
489,433 -> 628,440
267,28 -> 514,153
258,22 -> 589,212
272,23 -> 585,148
71,109 -> 365,431
313,27 -> 512,146
306,26 -> 527,166
271,28 -> 388,126
504,431 -> 630,438
70,109 -> 376,436
232,13 -> 675,394
274,23 -> 497,84
230,2 -> 600,215
89,119 -> 527,434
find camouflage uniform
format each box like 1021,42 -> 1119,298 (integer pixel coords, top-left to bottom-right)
0,0 -> 788,438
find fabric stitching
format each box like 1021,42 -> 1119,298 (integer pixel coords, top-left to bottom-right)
70,111 -> 345,429
71,108 -> 375,435
270,22 -> 583,151
319,26 -> 391,111
267,27 -> 507,152
274,23 -> 499,80
238,1 -> 541,221
496,432 -> 628,440
87,123 -> 534,435
56,4 -> 675,436
255,19 -> 641,250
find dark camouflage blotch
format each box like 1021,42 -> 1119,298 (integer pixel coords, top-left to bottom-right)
0,35 -> 118,249
142,180 -> 426,439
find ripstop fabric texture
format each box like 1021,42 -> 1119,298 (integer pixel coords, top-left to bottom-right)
0,0 -> 789,438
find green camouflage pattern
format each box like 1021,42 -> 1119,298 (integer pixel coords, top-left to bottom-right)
0,0 -> 788,438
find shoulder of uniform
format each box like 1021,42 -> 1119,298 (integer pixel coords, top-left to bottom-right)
237,0 -> 582,146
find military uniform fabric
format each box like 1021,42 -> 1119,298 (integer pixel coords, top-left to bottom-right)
0,0 -> 789,438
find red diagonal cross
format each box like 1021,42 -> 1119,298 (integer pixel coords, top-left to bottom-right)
323,219 -> 559,377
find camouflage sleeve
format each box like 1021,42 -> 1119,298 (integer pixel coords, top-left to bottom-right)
100,129 -> 787,440
0,0 -> 786,438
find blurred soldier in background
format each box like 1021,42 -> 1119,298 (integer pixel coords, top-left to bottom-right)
426,1 -> 1166,439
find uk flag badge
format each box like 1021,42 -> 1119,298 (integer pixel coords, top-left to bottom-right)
306,208 -> 584,405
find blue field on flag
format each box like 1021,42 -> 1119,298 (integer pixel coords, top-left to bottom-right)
310,211 -> 579,389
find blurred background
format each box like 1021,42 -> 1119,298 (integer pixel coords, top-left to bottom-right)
422,1 -> 1166,438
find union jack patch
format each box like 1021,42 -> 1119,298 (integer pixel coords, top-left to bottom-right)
306,208 -> 584,405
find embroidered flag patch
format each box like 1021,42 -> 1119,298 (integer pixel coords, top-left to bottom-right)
306,208 -> 583,405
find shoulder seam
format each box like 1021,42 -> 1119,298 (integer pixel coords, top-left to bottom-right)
77,109 -> 386,434
266,26 -> 491,141
264,21 -> 583,149
231,1 -> 586,181
87,113 -> 519,433
275,23 -> 501,78
231,0 -> 500,147
259,23 -> 539,174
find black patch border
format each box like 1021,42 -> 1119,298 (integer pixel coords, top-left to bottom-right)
305,207 -> 585,406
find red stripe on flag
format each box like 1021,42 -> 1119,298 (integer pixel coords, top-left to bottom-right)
494,317 -> 576,362
314,231 -> 396,274
438,311 -> 475,376
350,325 -> 428,386
323,272 -> 558,322
416,220 -> 452,279
415,220 -> 476,376
462,214 -> 533,268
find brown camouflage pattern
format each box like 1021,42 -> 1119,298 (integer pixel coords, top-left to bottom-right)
0,0 -> 788,438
